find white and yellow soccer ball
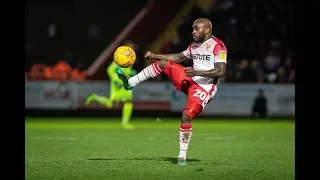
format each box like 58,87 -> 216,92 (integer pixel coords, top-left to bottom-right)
113,46 -> 136,68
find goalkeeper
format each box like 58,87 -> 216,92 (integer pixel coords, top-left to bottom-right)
84,61 -> 136,129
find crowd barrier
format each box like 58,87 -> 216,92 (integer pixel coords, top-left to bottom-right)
25,81 -> 295,117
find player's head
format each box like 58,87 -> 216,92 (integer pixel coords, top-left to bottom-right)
192,18 -> 212,43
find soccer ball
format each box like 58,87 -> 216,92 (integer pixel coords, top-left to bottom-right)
113,46 -> 136,68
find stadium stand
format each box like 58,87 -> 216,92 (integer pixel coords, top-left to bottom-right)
25,0 -> 294,84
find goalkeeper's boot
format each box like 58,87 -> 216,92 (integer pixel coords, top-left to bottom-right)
121,123 -> 135,129
84,93 -> 96,105
116,67 -> 133,90
177,157 -> 187,166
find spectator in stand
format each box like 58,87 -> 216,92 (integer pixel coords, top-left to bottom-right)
288,69 -> 295,83
53,60 -> 72,81
44,66 -> 54,80
263,48 -> 281,74
256,69 -> 268,84
274,67 -> 288,84
234,58 -> 256,82
71,63 -> 86,80
29,64 -> 47,80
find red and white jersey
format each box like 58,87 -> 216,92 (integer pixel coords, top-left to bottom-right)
182,37 -> 227,93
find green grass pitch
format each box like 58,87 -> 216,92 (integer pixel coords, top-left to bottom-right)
26,118 -> 294,180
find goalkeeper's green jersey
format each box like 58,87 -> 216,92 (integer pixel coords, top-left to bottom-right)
107,62 -> 136,94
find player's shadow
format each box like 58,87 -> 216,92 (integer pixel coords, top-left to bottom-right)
87,157 -> 201,164
159,157 -> 201,164
87,158 -> 152,161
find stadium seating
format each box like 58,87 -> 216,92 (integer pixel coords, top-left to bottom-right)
25,0 -> 294,83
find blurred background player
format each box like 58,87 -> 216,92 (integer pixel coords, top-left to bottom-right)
116,18 -> 227,165
84,61 -> 136,129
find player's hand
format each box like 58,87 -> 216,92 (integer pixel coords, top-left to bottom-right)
145,51 -> 154,59
184,67 -> 197,77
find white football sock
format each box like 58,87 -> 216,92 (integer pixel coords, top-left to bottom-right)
178,123 -> 192,159
128,62 -> 162,87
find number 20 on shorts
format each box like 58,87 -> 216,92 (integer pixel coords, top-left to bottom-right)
193,89 -> 211,107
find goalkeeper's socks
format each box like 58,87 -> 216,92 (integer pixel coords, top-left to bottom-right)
178,123 -> 192,159
94,95 -> 112,108
128,62 -> 162,87
121,102 -> 133,124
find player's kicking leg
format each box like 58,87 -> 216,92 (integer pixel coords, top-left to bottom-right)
116,60 -> 163,90
116,68 -> 133,90
116,60 -> 189,91
116,60 -> 199,165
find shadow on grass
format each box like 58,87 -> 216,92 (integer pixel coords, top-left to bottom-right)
159,157 -> 201,164
87,157 -> 201,164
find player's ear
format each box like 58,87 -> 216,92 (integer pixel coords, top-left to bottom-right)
205,28 -> 209,34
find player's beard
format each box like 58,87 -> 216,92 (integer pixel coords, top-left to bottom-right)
193,35 -> 199,43
193,34 -> 205,43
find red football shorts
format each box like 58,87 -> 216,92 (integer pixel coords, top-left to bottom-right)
163,61 -> 217,120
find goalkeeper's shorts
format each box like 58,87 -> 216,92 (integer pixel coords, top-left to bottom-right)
110,91 -> 132,102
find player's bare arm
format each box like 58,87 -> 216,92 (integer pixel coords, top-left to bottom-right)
145,51 -> 188,63
185,62 -> 226,78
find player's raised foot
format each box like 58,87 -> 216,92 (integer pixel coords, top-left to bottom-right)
84,93 -> 96,105
121,123 -> 135,129
116,67 -> 133,90
177,157 -> 187,165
